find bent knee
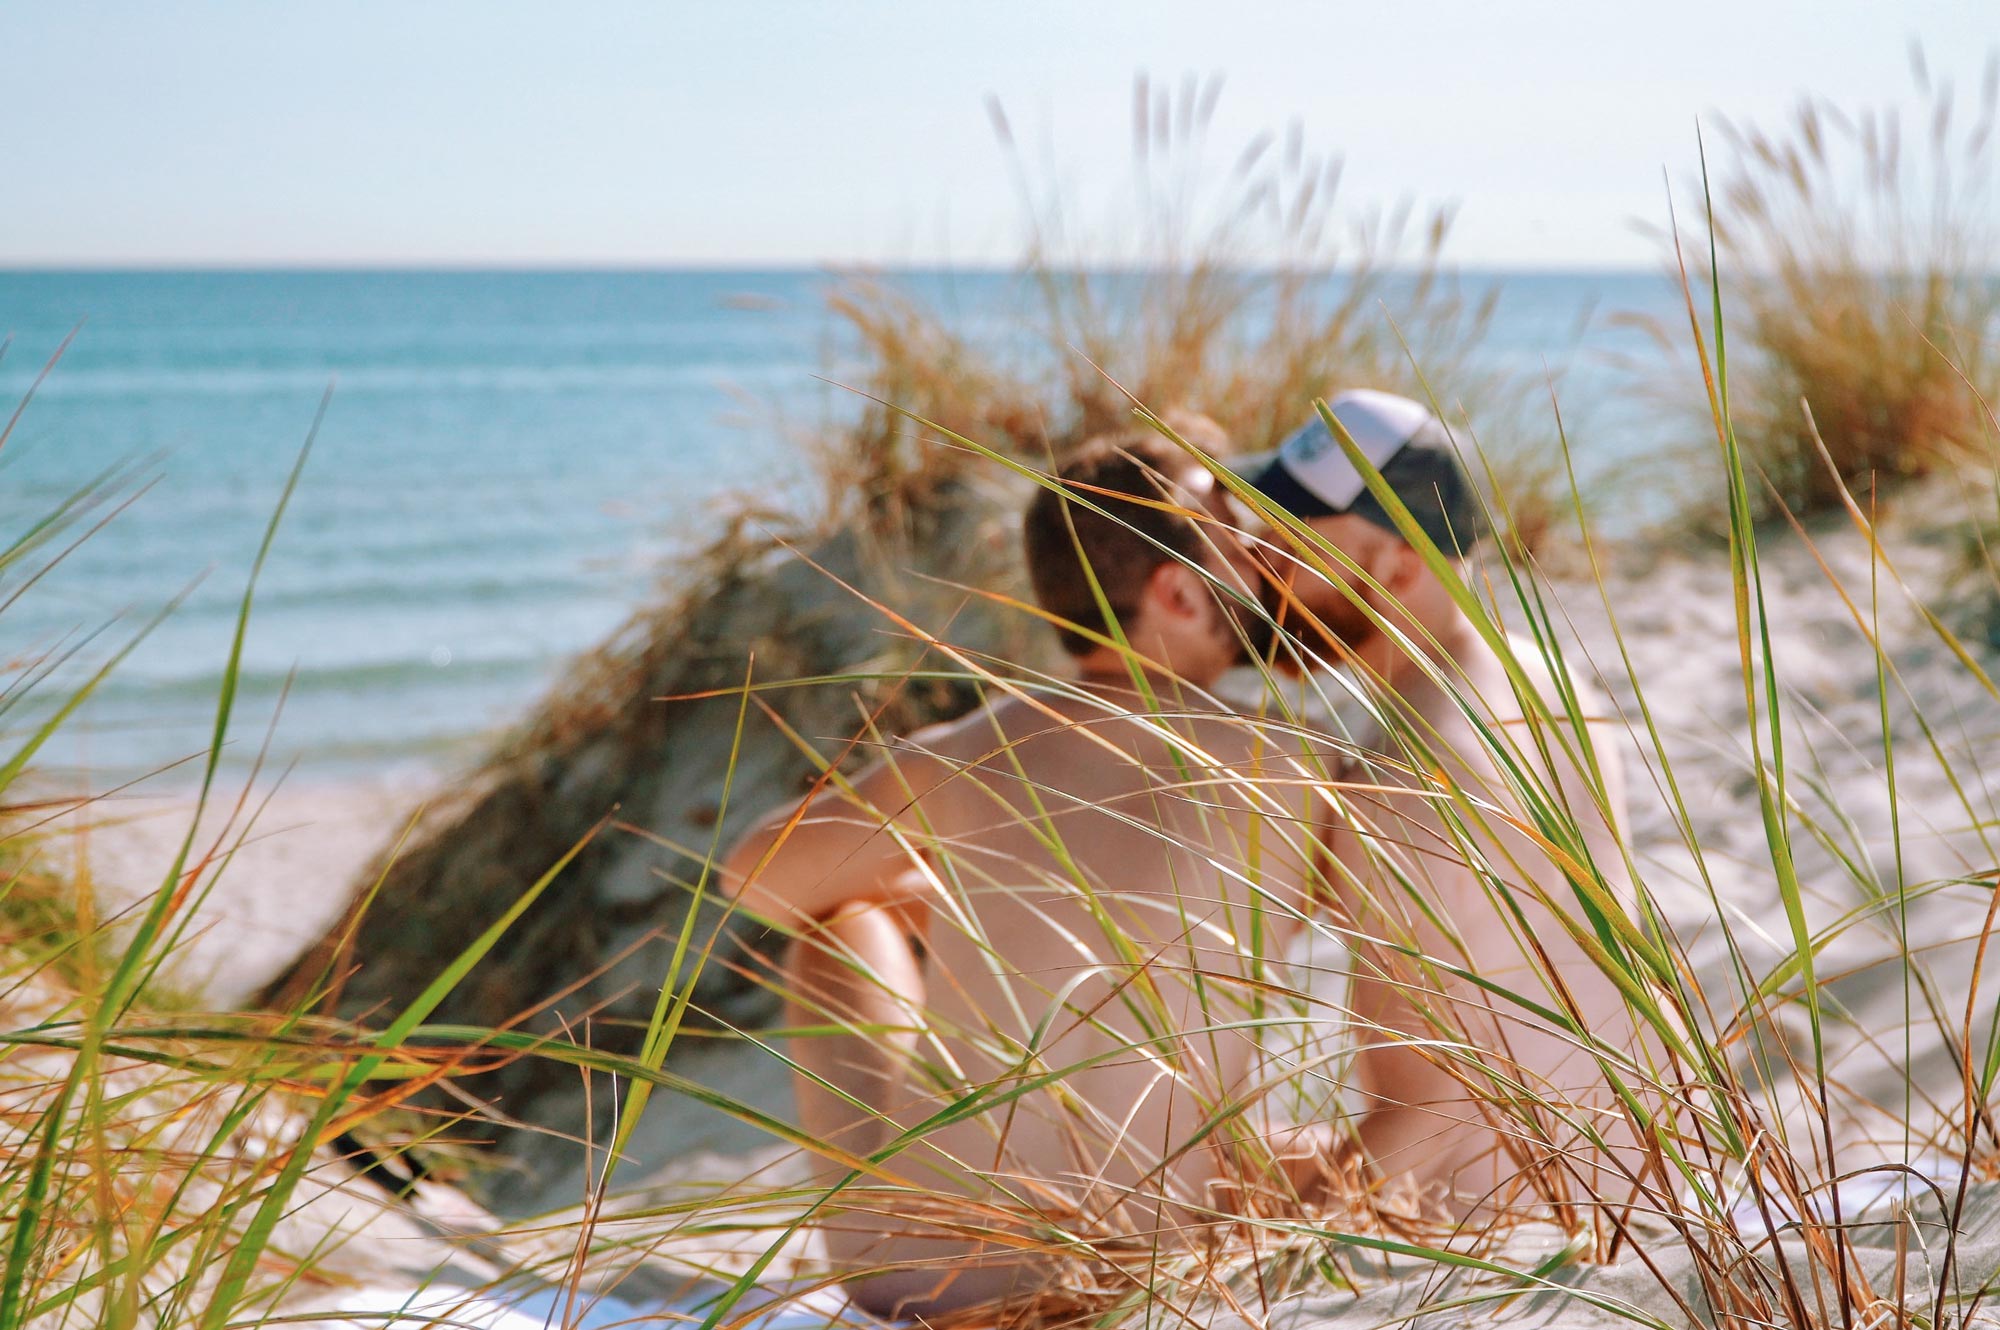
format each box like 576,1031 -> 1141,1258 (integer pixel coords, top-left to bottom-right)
787,901 -> 924,989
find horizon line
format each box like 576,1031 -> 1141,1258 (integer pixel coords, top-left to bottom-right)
0,259 -> 1671,278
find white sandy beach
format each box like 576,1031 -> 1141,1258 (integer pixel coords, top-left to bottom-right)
25,773 -> 435,1007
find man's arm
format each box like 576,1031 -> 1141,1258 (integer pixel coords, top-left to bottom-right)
720,746 -> 952,934
1260,754 -> 1424,1203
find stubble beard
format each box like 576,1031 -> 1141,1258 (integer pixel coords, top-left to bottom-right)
1272,580 -> 1379,673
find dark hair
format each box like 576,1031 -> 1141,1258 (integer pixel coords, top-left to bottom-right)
1022,435 -> 1210,657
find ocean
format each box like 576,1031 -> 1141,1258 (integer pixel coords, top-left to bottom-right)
0,269 -> 1683,786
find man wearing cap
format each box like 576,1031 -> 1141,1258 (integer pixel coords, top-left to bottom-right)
1237,390 -> 1649,1224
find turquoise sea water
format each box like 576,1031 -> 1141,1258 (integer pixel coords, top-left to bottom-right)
0,269 -> 1681,785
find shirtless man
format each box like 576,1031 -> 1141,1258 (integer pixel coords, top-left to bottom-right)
1235,390 -> 1651,1223
722,429 -> 1319,1315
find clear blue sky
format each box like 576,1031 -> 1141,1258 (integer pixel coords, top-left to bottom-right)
1,1 -> 1989,269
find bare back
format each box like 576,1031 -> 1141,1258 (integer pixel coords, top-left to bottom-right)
864,686 -> 1317,1222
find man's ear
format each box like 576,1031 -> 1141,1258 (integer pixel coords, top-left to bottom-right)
1382,540 -> 1427,599
1146,560 -> 1208,622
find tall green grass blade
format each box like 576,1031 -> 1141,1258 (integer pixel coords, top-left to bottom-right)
194,817 -> 608,1330
100,391 -> 326,1023
608,655 -> 760,1171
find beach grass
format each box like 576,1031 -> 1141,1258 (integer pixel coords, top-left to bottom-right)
1640,51 -> 2000,523
820,77 -> 1556,542
3,77 -> 2000,1330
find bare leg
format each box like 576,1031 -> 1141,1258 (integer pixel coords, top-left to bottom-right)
784,900 -> 928,1160
783,903 -> 1043,1318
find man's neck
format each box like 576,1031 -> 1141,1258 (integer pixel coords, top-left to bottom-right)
1070,655 -> 1211,705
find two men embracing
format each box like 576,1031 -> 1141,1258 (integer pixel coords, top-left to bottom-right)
721,391 -> 1648,1318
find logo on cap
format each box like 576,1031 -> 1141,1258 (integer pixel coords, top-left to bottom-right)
1282,426 -> 1335,466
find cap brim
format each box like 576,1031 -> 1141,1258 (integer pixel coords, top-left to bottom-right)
1229,451 -> 1340,520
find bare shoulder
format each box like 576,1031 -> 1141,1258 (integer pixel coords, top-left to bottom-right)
1489,636 -> 1628,807
891,697 -> 1026,765
891,688 -> 1307,783
1504,642 -> 1618,733
852,698 -> 1044,807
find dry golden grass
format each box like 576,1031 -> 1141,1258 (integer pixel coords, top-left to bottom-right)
1647,50 -> 2000,522
827,73 -> 1504,472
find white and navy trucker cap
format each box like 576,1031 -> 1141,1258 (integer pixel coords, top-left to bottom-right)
1237,390 -> 1485,548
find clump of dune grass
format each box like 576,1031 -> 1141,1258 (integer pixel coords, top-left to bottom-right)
823,75 -> 1559,512
0,379 -> 652,1329
0,394 -> 400,1326
993,73 -> 1496,450
810,74 -> 1516,540
1650,50 -> 2000,522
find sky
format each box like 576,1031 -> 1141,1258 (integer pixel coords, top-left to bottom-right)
1,1 -> 1991,270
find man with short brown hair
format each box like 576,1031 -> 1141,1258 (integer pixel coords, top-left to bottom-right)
723,427 -> 1315,1316
1021,430 -> 1266,669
